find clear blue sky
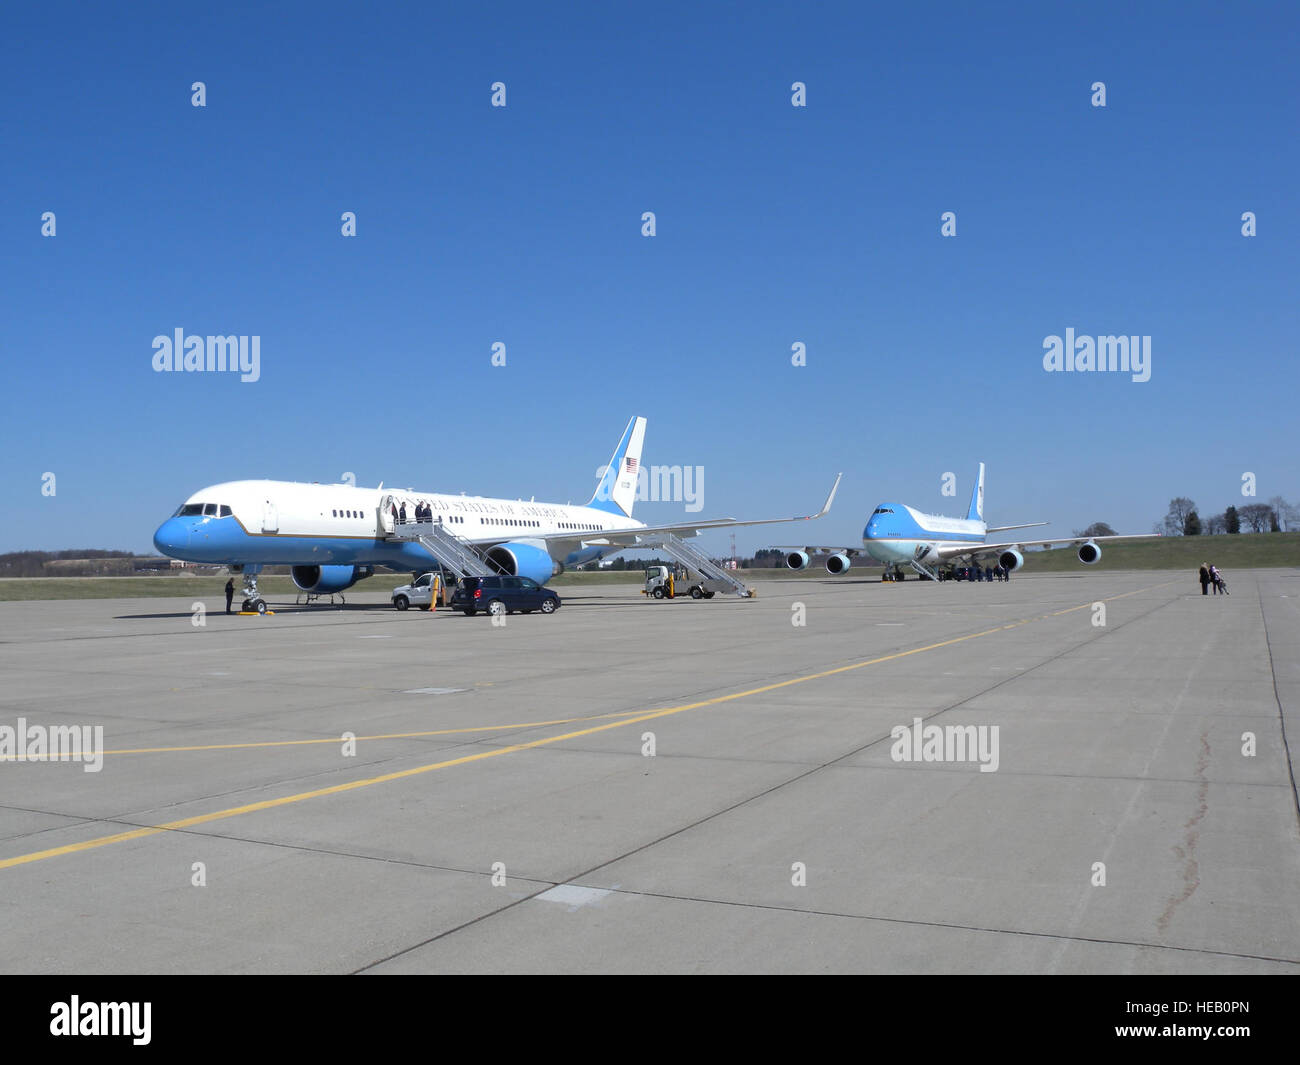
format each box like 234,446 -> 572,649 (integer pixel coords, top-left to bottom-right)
3,1 -> 1296,556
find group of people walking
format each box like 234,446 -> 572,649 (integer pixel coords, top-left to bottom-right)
948,564 -> 1009,582
1198,562 -> 1228,596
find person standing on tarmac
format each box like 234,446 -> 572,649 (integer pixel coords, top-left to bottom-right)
1210,564 -> 1228,595
225,577 -> 235,614
1198,562 -> 1211,595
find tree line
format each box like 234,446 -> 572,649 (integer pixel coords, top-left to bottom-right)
0,549 -> 138,578
1152,497 -> 1295,537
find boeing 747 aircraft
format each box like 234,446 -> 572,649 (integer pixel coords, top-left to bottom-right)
153,416 -> 840,611
780,463 -> 1154,581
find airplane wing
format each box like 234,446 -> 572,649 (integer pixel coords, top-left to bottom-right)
934,533 -> 1159,562
772,545 -> 867,556
465,474 -> 842,548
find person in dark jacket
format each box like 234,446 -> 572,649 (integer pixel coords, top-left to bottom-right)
1210,564 -> 1228,595
225,578 -> 235,614
1198,563 -> 1210,595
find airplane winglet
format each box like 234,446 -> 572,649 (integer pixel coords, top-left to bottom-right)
807,473 -> 842,519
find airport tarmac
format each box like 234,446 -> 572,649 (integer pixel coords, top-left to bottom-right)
0,570 -> 1297,974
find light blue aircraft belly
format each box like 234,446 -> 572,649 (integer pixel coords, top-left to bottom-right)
154,516 -> 445,569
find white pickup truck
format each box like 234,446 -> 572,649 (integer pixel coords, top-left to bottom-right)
391,572 -> 443,610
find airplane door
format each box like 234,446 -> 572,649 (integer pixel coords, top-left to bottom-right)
262,500 -> 278,533
380,495 -> 395,534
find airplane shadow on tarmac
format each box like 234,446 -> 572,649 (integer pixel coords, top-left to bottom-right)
114,603 -> 396,620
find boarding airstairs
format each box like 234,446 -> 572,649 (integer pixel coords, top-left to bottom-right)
636,533 -> 753,597
388,520 -> 493,578
907,558 -> 942,581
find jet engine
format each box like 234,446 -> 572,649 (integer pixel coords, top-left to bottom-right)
998,549 -> 1025,572
483,541 -> 562,585
825,553 -> 851,574
291,564 -> 372,593
1078,542 -> 1102,565
785,551 -> 810,570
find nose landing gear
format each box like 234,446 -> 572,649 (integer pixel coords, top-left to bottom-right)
233,566 -> 269,614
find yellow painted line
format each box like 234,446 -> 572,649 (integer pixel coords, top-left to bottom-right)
1046,580 -> 1176,616
79,580 -> 1176,760
84,710 -> 655,756
0,580 -> 1177,871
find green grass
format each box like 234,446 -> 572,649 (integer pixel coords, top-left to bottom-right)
0,576 -> 309,602
1015,531 -> 1300,573
549,570 -> 647,586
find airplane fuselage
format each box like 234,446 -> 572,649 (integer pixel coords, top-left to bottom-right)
862,503 -> 986,567
153,479 -> 643,571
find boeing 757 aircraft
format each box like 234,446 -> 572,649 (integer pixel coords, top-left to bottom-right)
780,463 -> 1154,581
153,416 -> 840,611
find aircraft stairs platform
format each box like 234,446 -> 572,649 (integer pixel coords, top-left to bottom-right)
635,533 -> 754,598
388,520 -> 494,578
907,558 -> 942,581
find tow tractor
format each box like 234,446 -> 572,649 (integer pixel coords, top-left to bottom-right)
642,564 -> 723,600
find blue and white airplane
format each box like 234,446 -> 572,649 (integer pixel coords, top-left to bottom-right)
781,463 -> 1154,581
153,416 -> 840,608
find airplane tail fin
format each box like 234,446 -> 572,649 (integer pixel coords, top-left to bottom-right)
587,416 -> 646,517
966,463 -> 985,522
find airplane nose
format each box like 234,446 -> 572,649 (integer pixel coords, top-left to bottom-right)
153,518 -> 190,556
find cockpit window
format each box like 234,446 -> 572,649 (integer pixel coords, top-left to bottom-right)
176,504 -> 205,516
218,505 -> 232,517
203,503 -> 218,516
872,507 -> 894,516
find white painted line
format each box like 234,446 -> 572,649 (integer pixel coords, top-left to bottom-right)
536,884 -> 612,909
358,635 -> 392,639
